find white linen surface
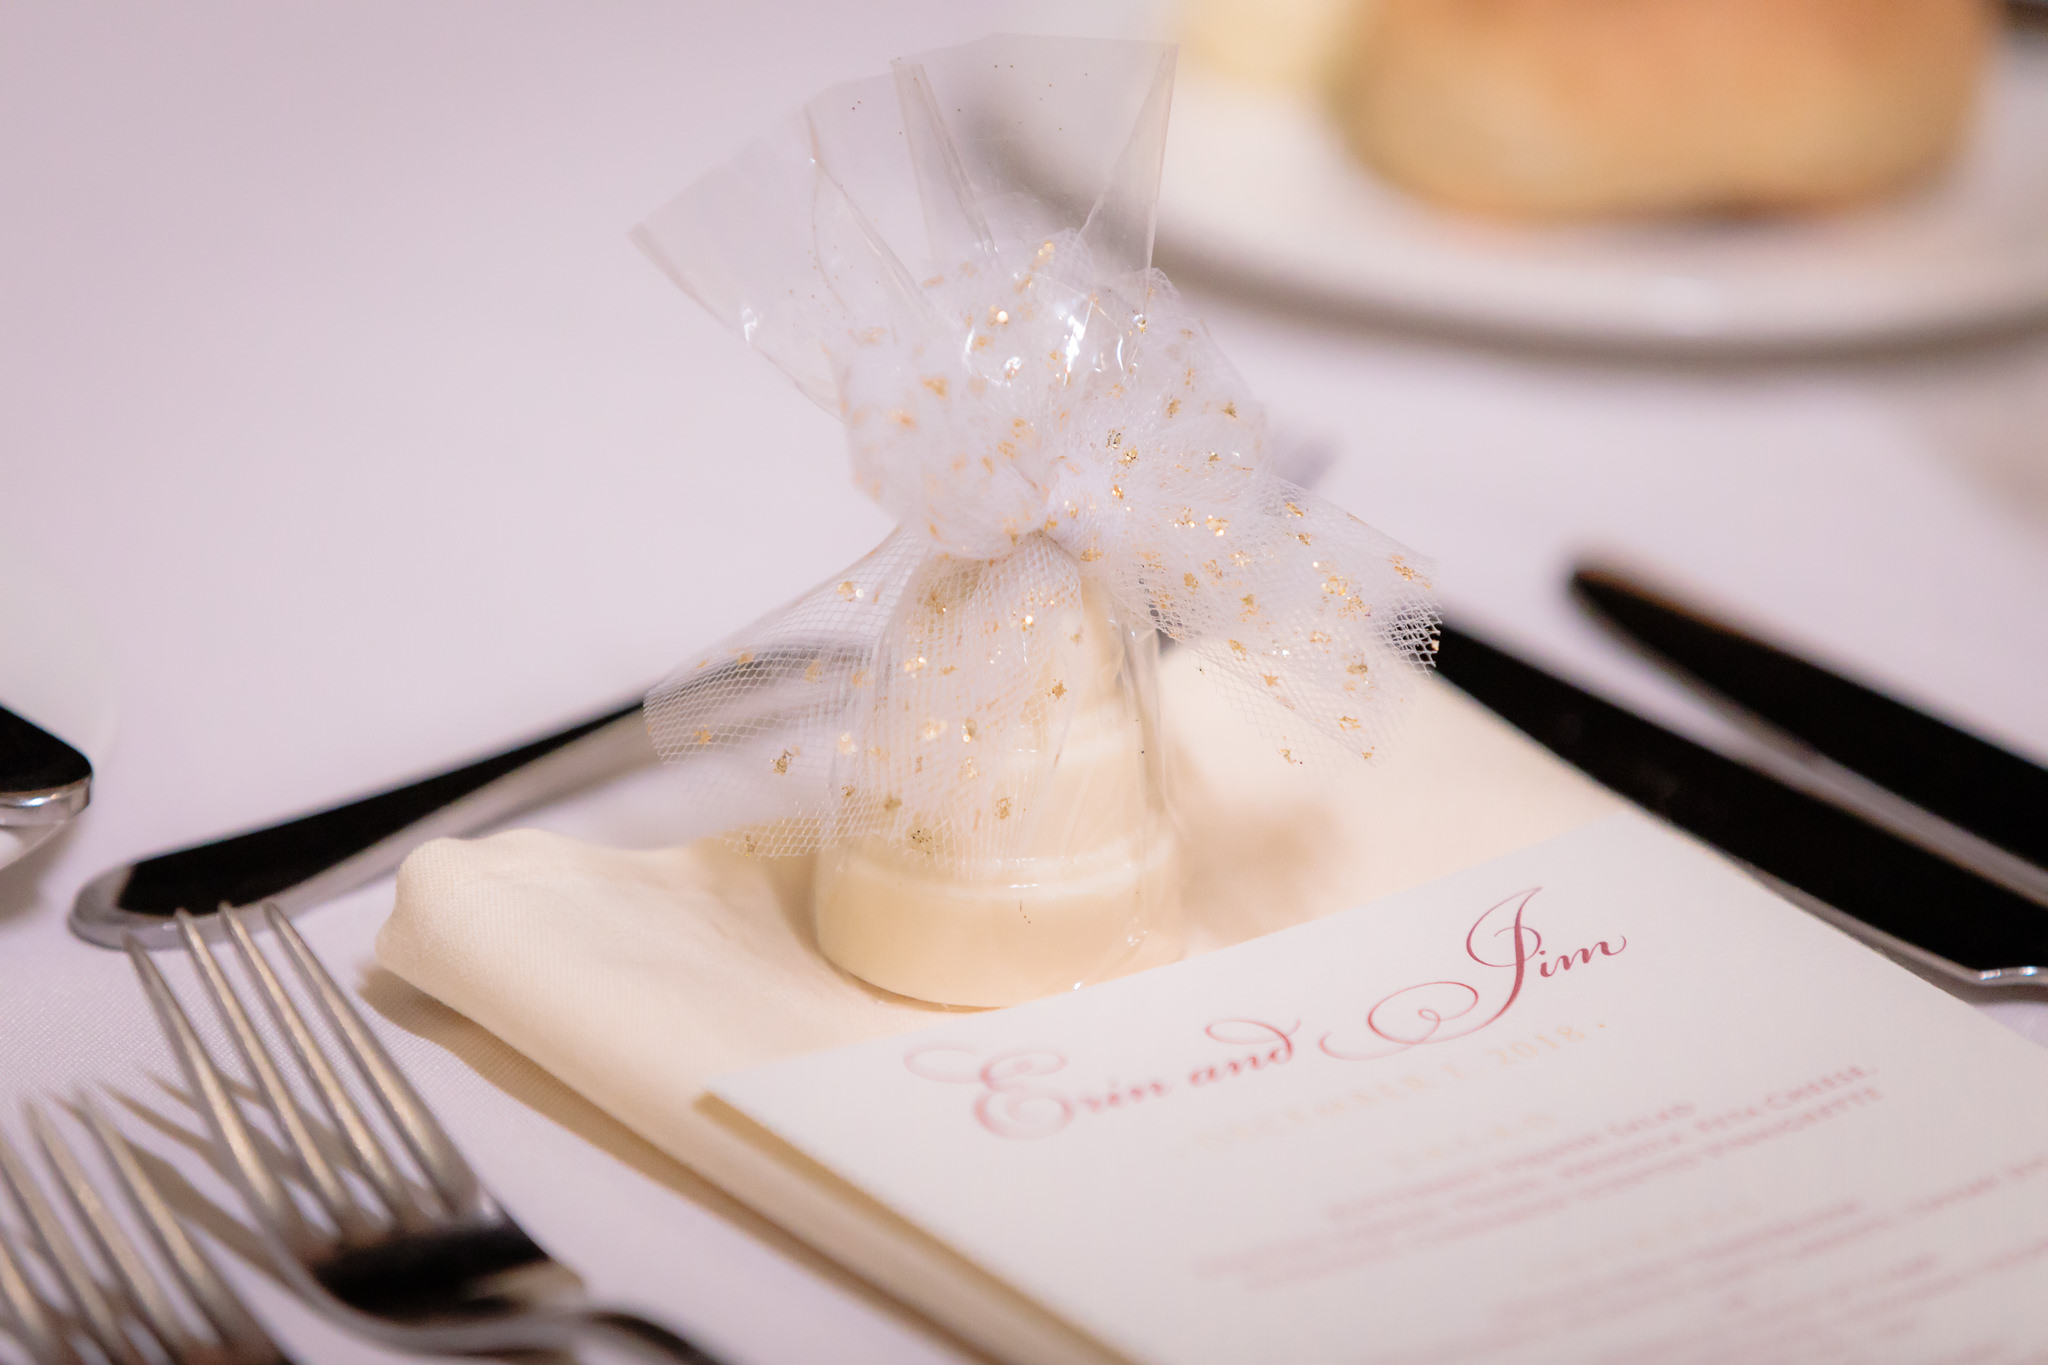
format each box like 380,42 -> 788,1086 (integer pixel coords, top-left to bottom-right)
373,656 -> 2041,1361
376,666 -> 1626,1144
5,3 -> 2047,1362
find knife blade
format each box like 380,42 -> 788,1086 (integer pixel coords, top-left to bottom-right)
1573,565 -> 2048,873
69,698 -> 650,950
70,638 -> 876,950
1432,622 -> 2048,985
1,703 -> 92,870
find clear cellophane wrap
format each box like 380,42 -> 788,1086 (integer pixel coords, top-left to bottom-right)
632,34 -> 1437,876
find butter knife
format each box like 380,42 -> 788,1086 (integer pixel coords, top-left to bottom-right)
1433,623 -> 2048,987
72,641 -> 874,949
71,698 -> 649,949
2,703 -> 92,872
1573,565 -> 2048,879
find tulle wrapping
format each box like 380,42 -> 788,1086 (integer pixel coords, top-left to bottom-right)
632,34 -> 1438,869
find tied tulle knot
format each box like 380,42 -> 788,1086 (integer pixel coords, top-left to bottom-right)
631,36 -> 1439,860
842,238 -> 1265,578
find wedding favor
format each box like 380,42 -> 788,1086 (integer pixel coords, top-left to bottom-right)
631,36 -> 1437,1006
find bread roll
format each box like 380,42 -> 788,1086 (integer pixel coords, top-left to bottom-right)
1338,0 -> 1997,218
1181,0 -> 1364,91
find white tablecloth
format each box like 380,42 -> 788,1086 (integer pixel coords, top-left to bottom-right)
4,3 -> 2046,1362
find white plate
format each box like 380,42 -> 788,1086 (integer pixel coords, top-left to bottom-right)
1156,30 -> 2048,351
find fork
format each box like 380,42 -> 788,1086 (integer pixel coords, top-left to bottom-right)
0,1096 -> 289,1365
126,904 -> 723,1363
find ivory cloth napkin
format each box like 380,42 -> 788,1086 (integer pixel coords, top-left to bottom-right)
376,656 -> 1622,1364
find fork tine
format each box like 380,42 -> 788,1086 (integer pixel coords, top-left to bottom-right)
169,911 -> 372,1242
262,903 -> 480,1213
80,1095 -> 283,1365
222,908 -> 428,1229
27,1103 -> 198,1361
0,1188 -> 76,1364
0,1122 -> 145,1365
124,933 -> 318,1259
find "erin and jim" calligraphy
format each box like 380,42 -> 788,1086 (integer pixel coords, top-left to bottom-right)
904,888 -> 1626,1139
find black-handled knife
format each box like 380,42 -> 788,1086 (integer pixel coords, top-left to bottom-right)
1573,565 -> 2048,873
70,639 -> 874,950
1,703 -> 93,869
1433,623 -> 2048,986
70,699 -> 651,950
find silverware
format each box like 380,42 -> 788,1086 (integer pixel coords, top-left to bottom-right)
71,694 -> 649,950
0,1097 -> 288,1365
1,704 -> 91,874
128,903 -> 723,1363
75,639 -> 879,950
1572,565 -> 2048,893
1433,621 -> 2048,988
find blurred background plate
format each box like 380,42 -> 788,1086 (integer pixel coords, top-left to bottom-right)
1155,26 -> 2048,352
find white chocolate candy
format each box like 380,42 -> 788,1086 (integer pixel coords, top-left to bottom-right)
813,591 -> 1181,1007
813,828 -> 1179,1008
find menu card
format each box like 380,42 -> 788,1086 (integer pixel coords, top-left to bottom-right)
711,811 -> 2048,1363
